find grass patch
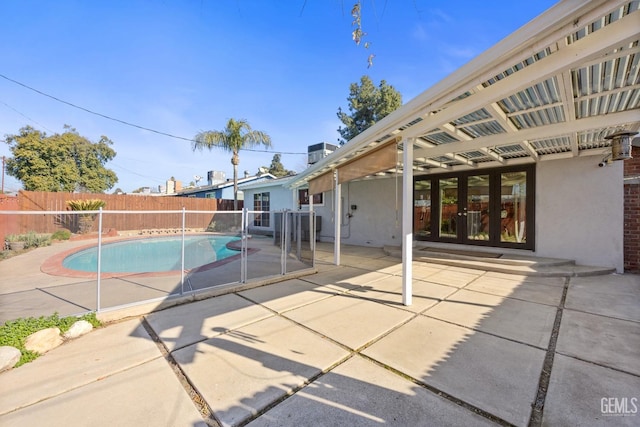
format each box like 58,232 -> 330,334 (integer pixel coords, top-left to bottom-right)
0,312 -> 102,367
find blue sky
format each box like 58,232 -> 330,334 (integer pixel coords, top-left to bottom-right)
0,0 -> 557,193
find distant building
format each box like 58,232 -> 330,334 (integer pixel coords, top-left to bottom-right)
175,172 -> 277,199
165,178 -> 182,195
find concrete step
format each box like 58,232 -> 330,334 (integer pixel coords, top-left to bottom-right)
383,246 -> 616,278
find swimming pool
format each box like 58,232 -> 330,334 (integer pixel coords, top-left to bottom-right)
62,235 -> 241,273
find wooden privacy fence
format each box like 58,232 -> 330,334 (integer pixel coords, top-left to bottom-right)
0,195 -> 20,244
6,191 -> 243,235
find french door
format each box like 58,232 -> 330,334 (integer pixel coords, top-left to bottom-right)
413,165 -> 534,249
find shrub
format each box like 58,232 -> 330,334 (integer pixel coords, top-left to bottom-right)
5,234 -> 24,242
23,231 -> 51,249
51,229 -> 71,241
66,199 -> 107,211
5,232 -> 50,249
67,199 -> 107,234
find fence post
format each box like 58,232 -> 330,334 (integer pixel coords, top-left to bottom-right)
280,210 -> 287,275
96,207 -> 103,312
311,212 -> 316,268
180,207 -> 186,295
241,208 -> 247,283
296,212 -> 302,262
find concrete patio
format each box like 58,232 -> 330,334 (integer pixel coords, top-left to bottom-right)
0,244 -> 638,426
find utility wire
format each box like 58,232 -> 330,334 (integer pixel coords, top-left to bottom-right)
0,73 -> 307,155
0,99 -> 54,133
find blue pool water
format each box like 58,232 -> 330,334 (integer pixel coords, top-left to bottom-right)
63,235 -> 240,273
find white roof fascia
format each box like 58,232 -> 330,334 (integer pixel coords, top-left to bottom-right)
239,176 -> 295,190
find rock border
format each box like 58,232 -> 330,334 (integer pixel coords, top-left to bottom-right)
0,319 -> 94,373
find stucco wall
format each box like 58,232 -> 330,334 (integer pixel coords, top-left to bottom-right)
536,156 -> 624,272
314,178 -> 402,247
242,186 -> 295,234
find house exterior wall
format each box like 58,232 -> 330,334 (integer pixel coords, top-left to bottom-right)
313,178 -> 402,247
312,158 -> 625,272
242,186 -> 294,234
536,156 -> 624,272
219,187 -> 235,200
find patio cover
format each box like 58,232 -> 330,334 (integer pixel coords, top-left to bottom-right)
290,0 -> 640,305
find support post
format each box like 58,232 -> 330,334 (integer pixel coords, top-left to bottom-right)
96,208 -> 103,312
241,208 -> 247,283
334,170 -> 341,266
180,207 -> 186,294
402,139 -> 413,306
309,192 -> 315,260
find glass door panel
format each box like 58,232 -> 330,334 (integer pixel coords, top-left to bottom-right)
466,175 -> 490,241
501,172 -> 527,243
414,166 -> 533,248
414,180 -> 431,240
439,178 -> 458,239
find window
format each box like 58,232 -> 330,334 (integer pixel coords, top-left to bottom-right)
298,189 -> 323,206
253,192 -> 270,227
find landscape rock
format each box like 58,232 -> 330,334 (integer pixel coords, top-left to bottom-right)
24,327 -> 63,354
0,346 -> 21,372
63,320 -> 93,339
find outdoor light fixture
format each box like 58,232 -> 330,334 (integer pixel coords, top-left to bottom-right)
604,130 -> 638,161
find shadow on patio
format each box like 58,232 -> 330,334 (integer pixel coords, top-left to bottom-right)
128,243 -> 639,426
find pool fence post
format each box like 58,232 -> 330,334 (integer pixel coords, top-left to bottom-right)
180,207 -> 186,295
296,211 -> 302,265
96,207 -> 103,313
241,208 -> 247,283
280,210 -> 287,275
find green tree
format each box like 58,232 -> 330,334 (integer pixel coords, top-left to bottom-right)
266,154 -> 295,177
193,118 -> 272,209
4,126 -> 117,192
337,76 -> 402,144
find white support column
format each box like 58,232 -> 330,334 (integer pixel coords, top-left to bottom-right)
402,138 -> 413,306
334,170 -> 341,266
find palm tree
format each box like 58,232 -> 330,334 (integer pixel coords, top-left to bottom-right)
193,118 -> 272,210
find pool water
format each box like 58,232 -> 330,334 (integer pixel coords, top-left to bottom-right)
62,235 -> 240,273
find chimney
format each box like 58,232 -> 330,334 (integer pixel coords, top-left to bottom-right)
207,170 -> 226,186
